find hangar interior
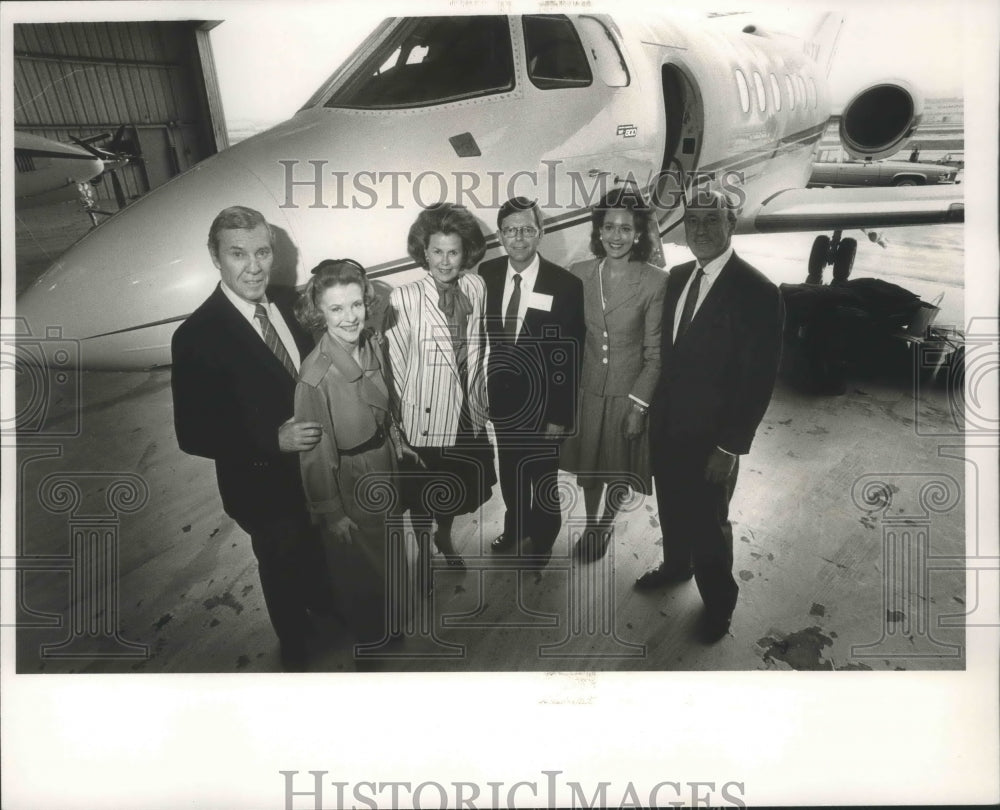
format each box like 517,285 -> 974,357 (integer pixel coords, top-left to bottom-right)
13,21 -> 227,209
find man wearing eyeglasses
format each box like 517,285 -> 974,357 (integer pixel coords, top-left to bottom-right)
479,197 -> 585,568
171,205 -> 327,670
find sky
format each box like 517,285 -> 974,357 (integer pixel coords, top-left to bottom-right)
209,0 -> 967,126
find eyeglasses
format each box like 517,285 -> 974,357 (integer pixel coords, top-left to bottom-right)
500,226 -> 539,239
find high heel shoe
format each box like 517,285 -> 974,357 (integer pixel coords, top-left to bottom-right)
434,529 -> 466,570
589,520 -> 613,561
576,520 -> 612,563
572,521 -> 598,562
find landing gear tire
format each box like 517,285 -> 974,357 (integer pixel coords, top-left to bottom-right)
807,235 -> 830,284
832,237 -> 857,283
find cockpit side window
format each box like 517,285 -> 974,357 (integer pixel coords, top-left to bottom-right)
324,16 -> 514,109
523,15 -> 593,89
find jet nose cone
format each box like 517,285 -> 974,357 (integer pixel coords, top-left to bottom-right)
17,153 -> 301,370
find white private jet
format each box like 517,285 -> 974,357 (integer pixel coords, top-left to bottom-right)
17,12 -> 963,370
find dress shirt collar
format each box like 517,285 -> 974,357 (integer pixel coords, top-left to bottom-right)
695,245 -> 733,280
506,252 -> 540,289
219,280 -> 269,319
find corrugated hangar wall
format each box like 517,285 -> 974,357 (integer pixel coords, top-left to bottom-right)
14,21 -> 228,206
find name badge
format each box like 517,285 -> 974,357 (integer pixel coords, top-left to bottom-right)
528,292 -> 553,312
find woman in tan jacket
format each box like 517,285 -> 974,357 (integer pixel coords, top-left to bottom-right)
294,259 -> 417,660
561,189 -> 667,562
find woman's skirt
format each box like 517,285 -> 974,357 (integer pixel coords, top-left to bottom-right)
402,426 -> 497,517
560,388 -> 652,495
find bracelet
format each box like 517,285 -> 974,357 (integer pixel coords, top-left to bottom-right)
631,401 -> 648,415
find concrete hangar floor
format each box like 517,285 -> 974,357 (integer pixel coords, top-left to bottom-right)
13,202 -> 969,674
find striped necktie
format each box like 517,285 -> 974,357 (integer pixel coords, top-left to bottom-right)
254,303 -> 297,378
676,268 -> 704,340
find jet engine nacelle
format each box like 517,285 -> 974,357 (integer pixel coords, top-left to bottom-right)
838,79 -> 924,161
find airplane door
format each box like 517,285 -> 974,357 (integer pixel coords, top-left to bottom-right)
652,62 -> 703,231
520,15 -> 655,213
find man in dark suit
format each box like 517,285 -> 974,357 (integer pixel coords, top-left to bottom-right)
479,197 -> 584,567
171,205 -> 324,669
639,189 -> 783,642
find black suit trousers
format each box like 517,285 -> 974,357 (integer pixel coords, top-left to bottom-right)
248,513 -> 329,652
652,442 -> 739,618
495,431 -> 562,550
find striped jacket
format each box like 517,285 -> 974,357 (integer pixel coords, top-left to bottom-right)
383,272 -> 488,447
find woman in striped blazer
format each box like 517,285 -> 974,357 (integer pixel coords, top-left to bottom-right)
383,203 -> 496,592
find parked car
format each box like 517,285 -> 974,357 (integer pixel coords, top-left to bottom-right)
808,147 -> 960,188
934,152 -> 965,170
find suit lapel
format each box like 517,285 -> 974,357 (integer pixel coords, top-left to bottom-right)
211,286 -> 295,384
672,255 -> 737,349
418,275 -> 459,378
481,259 -> 505,320
664,263 -> 693,351
323,331 -> 389,414
602,262 -> 642,316
579,259 -> 604,326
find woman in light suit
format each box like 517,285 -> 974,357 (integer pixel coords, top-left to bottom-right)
561,189 -> 667,562
383,203 -> 496,592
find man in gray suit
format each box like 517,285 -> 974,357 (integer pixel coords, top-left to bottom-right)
640,189 -> 784,642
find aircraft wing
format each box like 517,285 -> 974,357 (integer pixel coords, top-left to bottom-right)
753,185 -> 964,233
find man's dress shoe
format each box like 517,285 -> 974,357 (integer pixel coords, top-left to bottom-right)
520,537 -> 552,569
700,610 -> 733,643
634,561 -> 694,590
490,533 -> 517,553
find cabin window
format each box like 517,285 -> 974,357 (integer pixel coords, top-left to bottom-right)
769,73 -> 781,111
796,75 -> 807,108
322,16 -> 515,109
752,71 -> 766,112
523,14 -> 593,89
734,69 -> 750,113
576,16 -> 629,87
807,76 -> 817,108
785,74 -> 795,110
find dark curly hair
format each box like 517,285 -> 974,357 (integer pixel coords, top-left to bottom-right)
589,188 -> 654,262
295,259 -> 373,333
407,203 -> 487,270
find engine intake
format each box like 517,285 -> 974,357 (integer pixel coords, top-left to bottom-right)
839,80 -> 923,161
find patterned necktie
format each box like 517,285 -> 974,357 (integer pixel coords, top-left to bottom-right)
676,268 -> 704,340
504,273 -> 522,339
254,303 -> 297,378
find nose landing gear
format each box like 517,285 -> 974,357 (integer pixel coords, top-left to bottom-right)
807,230 -> 857,285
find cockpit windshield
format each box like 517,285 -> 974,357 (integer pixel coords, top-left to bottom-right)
323,16 -> 515,109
